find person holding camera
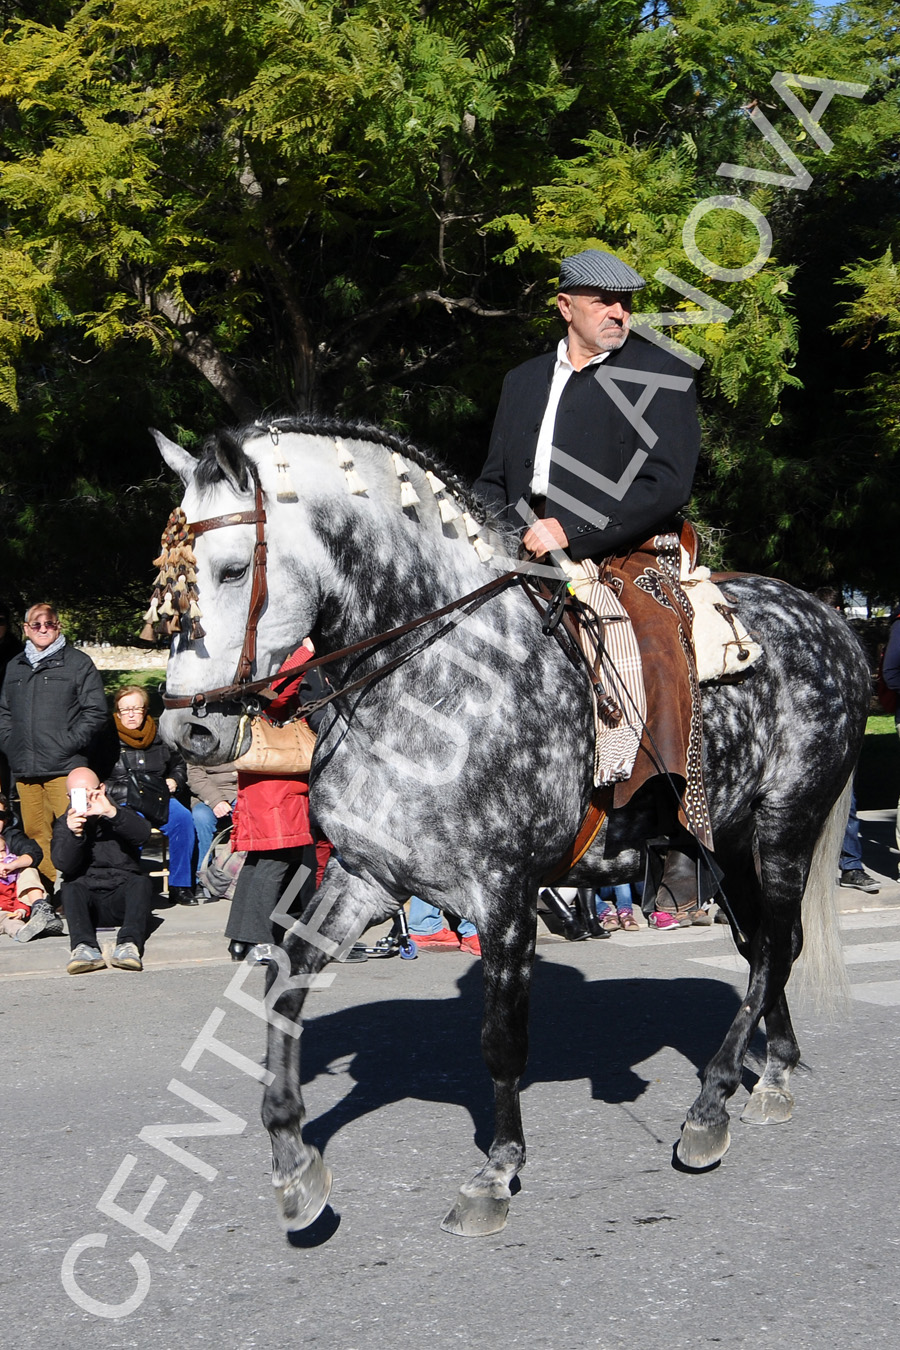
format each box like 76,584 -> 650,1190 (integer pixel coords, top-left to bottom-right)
52,767 -> 154,974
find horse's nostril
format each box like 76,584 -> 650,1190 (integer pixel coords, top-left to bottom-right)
185,722 -> 218,754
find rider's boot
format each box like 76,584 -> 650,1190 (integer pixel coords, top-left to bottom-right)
655,833 -> 700,927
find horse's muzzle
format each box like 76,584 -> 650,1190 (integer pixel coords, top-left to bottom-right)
160,708 -> 246,765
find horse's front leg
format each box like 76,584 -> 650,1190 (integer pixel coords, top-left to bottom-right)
442,884 -> 536,1237
259,868 -> 393,1231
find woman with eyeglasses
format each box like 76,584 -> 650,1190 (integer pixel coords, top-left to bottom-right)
0,602 -> 109,889
105,685 -> 206,905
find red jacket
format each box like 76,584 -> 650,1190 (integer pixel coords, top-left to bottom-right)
231,644 -> 316,853
231,772 -> 314,852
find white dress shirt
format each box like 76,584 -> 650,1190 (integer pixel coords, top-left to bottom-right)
531,340 -> 611,497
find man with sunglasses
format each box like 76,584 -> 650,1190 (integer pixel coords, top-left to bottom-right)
0,602 -> 109,890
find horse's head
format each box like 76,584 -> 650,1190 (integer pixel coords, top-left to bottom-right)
153,425 -> 326,765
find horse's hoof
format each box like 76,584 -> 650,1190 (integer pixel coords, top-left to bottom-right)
677,1118 -> 731,1169
741,1086 -> 794,1125
274,1151 -> 333,1232
441,1189 -> 510,1237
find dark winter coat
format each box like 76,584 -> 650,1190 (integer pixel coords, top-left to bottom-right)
50,805 -> 150,890
1,813 -> 42,870
0,644 -> 110,779
105,727 -> 187,812
474,334 -> 701,561
882,606 -> 900,694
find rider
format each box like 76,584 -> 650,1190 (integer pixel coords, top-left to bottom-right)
474,248 -> 712,923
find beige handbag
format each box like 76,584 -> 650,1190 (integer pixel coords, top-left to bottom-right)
233,714 -> 316,775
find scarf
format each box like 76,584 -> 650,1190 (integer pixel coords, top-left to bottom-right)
25,633 -> 66,667
115,712 -> 158,749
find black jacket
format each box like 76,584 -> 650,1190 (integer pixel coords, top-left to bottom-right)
51,805 -> 150,890
2,812 -> 42,870
105,728 -> 187,812
883,606 -> 900,693
0,644 -> 110,779
474,334 -> 701,561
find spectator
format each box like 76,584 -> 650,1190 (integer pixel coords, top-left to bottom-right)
188,761 -> 237,880
595,882 -> 642,931
815,586 -> 881,894
882,603 -> 900,877
52,767 -> 154,974
0,602 -> 109,888
0,603 -> 24,795
226,645 -> 330,960
407,896 -> 481,954
0,792 -> 58,941
106,685 -> 204,905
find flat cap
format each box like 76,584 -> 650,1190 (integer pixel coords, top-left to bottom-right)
558,249 -> 646,293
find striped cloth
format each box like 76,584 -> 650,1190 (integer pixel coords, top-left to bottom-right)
566,559 -> 647,787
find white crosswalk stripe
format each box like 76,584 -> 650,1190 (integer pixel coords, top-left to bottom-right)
687,910 -> 900,1005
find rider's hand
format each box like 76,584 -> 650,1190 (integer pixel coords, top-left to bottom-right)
523,517 -> 569,557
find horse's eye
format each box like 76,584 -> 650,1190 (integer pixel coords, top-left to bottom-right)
220,563 -> 249,585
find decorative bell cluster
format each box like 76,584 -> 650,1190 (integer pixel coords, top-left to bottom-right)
141,507 -> 205,642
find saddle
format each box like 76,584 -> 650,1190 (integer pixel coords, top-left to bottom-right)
534,520 -> 761,885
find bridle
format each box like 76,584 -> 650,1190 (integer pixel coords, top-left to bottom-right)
161,478 -> 520,715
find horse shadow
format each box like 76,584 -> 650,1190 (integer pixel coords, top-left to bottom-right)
301,954 -> 752,1159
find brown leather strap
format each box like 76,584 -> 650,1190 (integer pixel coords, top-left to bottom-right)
541,787 -> 612,886
191,508 -> 265,537
163,568 -> 522,710
234,483 -> 267,685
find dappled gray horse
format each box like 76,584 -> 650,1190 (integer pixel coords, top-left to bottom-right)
156,416 -> 869,1236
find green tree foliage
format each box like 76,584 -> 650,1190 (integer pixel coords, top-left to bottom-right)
0,0 -> 898,622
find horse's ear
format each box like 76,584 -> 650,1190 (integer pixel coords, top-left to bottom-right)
214,429 -> 252,493
150,428 -> 197,486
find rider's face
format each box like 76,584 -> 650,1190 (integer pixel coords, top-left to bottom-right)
557,288 -> 633,368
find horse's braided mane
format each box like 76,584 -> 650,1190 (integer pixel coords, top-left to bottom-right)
196,414 -> 488,524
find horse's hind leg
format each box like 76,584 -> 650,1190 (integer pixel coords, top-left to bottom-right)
442,885 -> 536,1238
741,990 -> 800,1124
260,869 -> 393,1231
678,854 -> 804,1169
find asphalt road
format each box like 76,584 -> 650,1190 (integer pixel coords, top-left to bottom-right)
4,898 -> 900,1350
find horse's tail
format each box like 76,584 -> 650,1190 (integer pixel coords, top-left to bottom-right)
793,775 -> 852,1013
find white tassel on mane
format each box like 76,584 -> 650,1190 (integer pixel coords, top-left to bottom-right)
335,438 -> 368,495
392,452 -> 421,508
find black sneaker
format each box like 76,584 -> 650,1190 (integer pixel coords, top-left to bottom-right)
839,868 -> 880,894
15,899 -> 64,942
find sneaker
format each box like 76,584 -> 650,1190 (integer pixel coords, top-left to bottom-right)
687,906 -> 713,926
649,911 -> 680,930
67,943 -> 106,975
15,899 -> 64,943
839,868 -> 880,894
459,934 -> 481,956
110,942 -> 142,971
409,927 -> 460,949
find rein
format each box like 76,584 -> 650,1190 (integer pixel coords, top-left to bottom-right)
160,488 -> 521,712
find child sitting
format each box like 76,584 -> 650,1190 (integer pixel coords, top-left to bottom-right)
0,792 -> 62,942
